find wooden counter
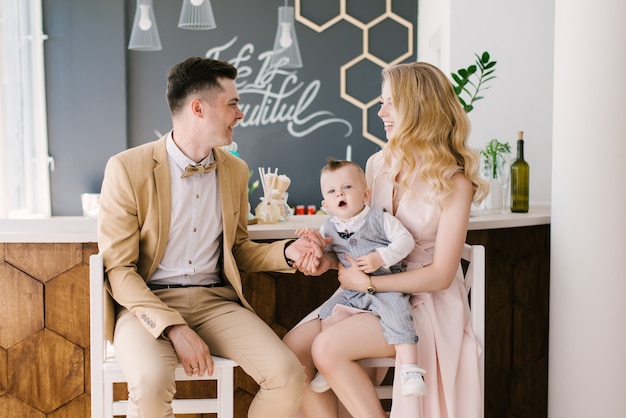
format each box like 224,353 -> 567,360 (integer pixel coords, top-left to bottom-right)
0,206 -> 551,418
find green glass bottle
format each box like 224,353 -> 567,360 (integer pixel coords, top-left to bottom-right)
510,131 -> 529,212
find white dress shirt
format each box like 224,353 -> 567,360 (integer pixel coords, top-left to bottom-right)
149,132 -> 223,286
320,205 -> 415,269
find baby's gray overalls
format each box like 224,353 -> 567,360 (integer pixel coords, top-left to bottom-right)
318,207 -> 418,345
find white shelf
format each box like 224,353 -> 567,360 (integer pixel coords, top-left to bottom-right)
0,206 -> 551,243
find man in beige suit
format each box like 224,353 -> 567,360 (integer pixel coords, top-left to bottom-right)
97,57 -> 324,418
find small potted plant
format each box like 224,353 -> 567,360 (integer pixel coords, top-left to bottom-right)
479,139 -> 512,210
480,139 -> 511,179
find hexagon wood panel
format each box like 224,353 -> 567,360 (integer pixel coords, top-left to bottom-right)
46,394 -> 90,418
0,243 -> 95,416
4,243 -> 82,283
46,264 -> 91,347
0,348 -> 6,395
0,394 -> 45,418
0,263 -> 44,348
8,329 -> 84,413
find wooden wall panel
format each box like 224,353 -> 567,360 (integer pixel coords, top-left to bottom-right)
5,243 -> 82,283
7,330 -> 83,413
0,263 -> 44,348
0,243 -> 96,416
467,225 -> 550,418
46,264 -> 91,347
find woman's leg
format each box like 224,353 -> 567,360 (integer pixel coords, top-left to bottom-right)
312,313 -> 396,418
283,319 -> 340,418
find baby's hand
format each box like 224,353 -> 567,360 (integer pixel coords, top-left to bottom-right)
295,228 -> 318,239
355,252 -> 385,274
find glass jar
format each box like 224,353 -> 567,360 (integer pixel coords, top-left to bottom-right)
255,197 -> 281,224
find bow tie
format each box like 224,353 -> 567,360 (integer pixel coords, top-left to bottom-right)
181,162 -> 217,178
338,231 -> 354,239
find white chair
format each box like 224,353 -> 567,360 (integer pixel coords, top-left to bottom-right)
89,253 -> 238,417
359,243 -> 485,414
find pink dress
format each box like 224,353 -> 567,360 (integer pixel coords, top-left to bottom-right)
296,151 -> 482,417
366,151 -> 482,418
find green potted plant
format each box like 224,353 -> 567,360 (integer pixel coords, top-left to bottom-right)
480,139 -> 511,179
451,51 -> 509,179
451,52 -> 512,210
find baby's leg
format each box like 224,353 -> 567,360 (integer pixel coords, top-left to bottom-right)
394,343 -> 418,365
395,344 -> 427,397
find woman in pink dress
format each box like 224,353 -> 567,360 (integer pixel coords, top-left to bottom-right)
284,61 -> 489,418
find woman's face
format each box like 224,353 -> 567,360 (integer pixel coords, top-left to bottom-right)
378,81 -> 397,139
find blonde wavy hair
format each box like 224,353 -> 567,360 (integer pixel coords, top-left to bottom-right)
381,62 -> 489,205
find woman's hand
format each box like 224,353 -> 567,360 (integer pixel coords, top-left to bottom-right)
338,253 -> 370,292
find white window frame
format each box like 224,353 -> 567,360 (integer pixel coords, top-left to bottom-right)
0,0 -> 50,218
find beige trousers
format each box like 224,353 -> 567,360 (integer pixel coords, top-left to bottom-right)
113,285 -> 305,418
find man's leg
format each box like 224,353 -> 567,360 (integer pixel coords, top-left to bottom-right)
113,308 -> 179,418
190,286 -> 306,418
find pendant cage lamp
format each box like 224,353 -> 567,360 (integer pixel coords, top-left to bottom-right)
128,0 -> 162,51
270,1 -> 302,69
178,0 -> 216,30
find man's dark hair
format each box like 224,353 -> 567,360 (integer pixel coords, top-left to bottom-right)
166,57 -> 238,114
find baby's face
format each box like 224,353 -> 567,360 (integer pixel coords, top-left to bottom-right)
320,165 -> 369,220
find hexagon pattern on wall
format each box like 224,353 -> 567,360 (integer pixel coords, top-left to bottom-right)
46,393 -> 90,418
5,243 -> 82,283
46,264 -> 91,347
8,329 -> 84,413
0,263 -> 44,348
296,0 -> 413,147
0,348 -> 6,396
0,394 -> 45,418
0,243 -> 96,417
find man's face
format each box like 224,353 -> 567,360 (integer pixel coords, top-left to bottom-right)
200,77 -> 244,148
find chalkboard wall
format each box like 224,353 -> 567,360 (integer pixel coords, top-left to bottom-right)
44,0 -> 417,215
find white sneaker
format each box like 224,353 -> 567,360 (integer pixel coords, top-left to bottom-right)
310,372 -> 331,393
401,365 -> 427,397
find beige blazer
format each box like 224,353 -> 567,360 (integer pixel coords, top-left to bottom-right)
97,136 -> 293,341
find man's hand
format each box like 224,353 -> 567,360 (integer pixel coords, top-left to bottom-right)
286,229 -> 331,272
296,251 -> 339,276
167,324 -> 214,376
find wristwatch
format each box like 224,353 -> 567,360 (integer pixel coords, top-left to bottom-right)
367,276 -> 376,294
284,239 -> 296,268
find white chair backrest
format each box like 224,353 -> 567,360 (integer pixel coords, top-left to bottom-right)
89,253 -> 237,417
463,243 -> 485,392
360,243 -> 485,414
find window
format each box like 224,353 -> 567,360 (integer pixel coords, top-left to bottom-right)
0,0 -> 50,218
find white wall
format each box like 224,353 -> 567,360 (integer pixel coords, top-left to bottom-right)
418,0 -> 554,205
550,0 -> 626,416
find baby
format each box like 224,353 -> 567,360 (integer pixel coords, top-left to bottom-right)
298,158 -> 426,397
